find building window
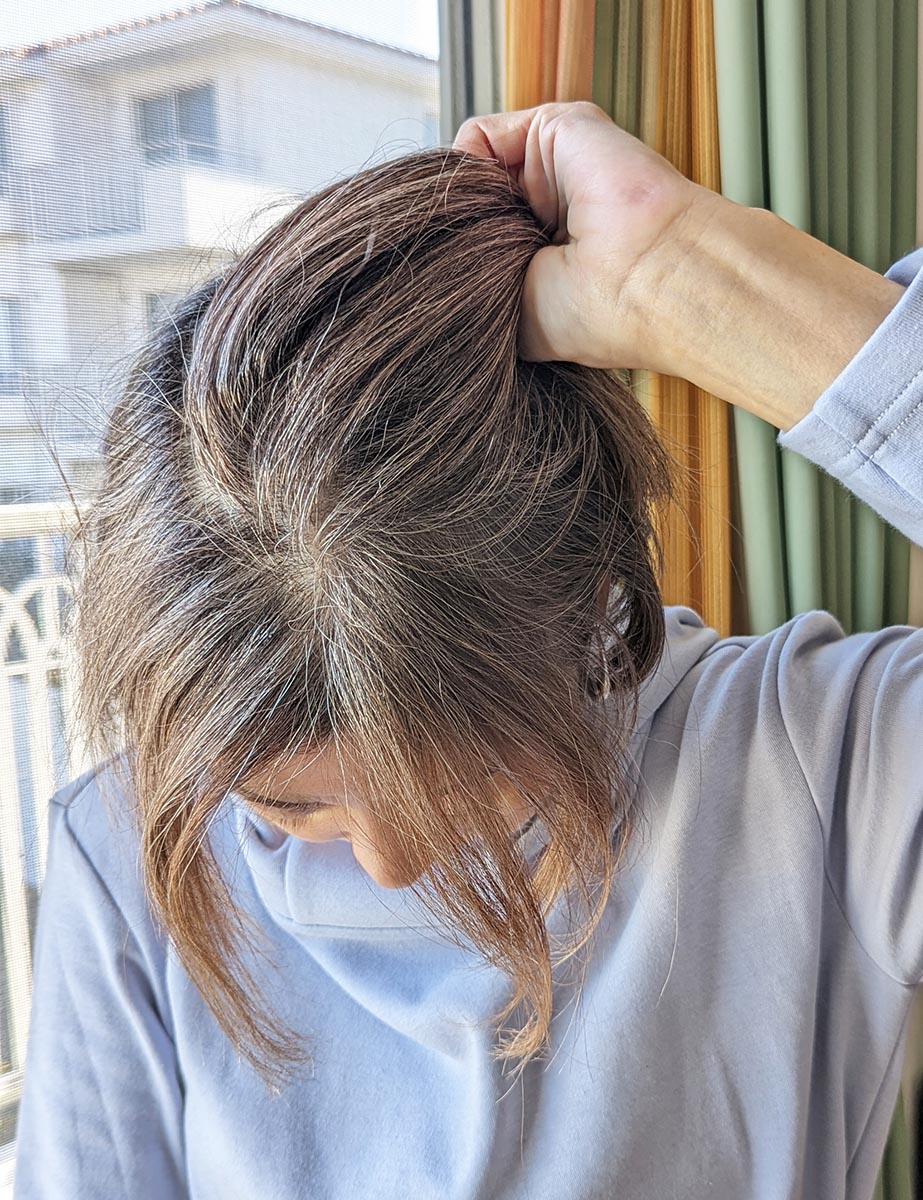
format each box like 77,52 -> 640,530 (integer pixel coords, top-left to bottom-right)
134,83 -> 219,166
0,104 -> 11,196
0,299 -> 25,391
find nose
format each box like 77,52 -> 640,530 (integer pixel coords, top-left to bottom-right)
345,790 -> 537,891
349,834 -> 424,890
344,809 -> 426,890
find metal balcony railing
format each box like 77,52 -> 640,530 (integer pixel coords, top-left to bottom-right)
24,141 -> 261,242
0,501 -> 90,1168
27,158 -> 144,240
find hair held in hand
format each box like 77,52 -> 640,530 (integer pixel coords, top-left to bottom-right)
68,146 -> 672,1090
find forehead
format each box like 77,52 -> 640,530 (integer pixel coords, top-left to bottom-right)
242,742 -> 351,799
240,742 -> 546,805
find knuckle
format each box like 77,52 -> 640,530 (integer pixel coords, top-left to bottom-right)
539,100 -> 607,136
454,114 -> 481,138
563,100 -> 609,123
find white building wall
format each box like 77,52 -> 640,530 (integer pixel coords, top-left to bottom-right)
244,46 -> 438,191
0,12 -> 440,502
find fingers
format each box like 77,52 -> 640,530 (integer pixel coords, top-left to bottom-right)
452,106 -> 540,164
452,102 -> 578,167
453,105 -> 569,236
517,243 -> 568,362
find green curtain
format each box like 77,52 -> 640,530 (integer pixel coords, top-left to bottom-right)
712,0 -> 916,637
873,1088 -> 915,1200
593,1 -> 920,1189
712,1 -> 919,1195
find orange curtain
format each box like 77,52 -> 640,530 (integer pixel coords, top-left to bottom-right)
503,0 -> 735,635
504,0 -> 596,106
643,1 -> 732,635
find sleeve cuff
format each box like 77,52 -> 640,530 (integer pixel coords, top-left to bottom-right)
776,246 -> 923,546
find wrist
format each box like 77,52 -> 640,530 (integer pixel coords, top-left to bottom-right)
618,182 -> 732,378
627,187 -> 906,429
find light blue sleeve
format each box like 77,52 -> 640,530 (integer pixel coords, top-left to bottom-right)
777,244 -> 923,547
769,244 -> 923,984
13,787 -> 187,1199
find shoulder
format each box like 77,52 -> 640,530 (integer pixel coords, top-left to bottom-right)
52,751 -> 134,848
48,752 -> 154,935
693,605 -> 852,685
641,605 -> 843,721
637,606 -> 866,765
663,606 -> 921,796
696,606 -> 918,718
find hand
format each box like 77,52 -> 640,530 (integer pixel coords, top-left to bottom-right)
452,100 -> 714,371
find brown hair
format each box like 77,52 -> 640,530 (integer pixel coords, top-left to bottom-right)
68,146 -> 672,1092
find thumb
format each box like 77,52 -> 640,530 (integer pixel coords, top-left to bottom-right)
517,242 -> 583,364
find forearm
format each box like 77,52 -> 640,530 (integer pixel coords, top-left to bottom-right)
640,190 -> 907,430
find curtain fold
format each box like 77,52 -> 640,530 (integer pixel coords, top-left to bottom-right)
712,1 -> 914,637
648,1 -> 696,617
710,1 -> 790,633
690,0 -> 732,637
899,8 -> 923,1190
504,0 -> 595,108
593,0 -> 735,635
909,0 -> 923,629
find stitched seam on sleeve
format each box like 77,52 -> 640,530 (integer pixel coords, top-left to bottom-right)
871,395 -> 923,461
796,412 -> 923,501
786,413 -> 858,472
843,459 -> 922,516
855,364 -> 923,455
774,624 -> 918,989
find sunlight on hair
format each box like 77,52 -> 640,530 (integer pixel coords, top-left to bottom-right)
68,146 -> 672,1092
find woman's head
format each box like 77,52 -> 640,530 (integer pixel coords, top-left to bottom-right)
70,146 -> 672,1089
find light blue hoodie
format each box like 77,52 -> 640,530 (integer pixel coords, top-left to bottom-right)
13,244 -> 923,1200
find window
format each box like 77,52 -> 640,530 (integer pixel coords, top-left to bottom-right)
0,300 -> 24,391
134,83 -> 219,166
0,105 -> 11,197
0,485 -> 30,505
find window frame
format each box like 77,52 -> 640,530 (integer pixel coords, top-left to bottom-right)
0,298 -> 25,392
0,103 -> 12,197
132,81 -> 220,167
